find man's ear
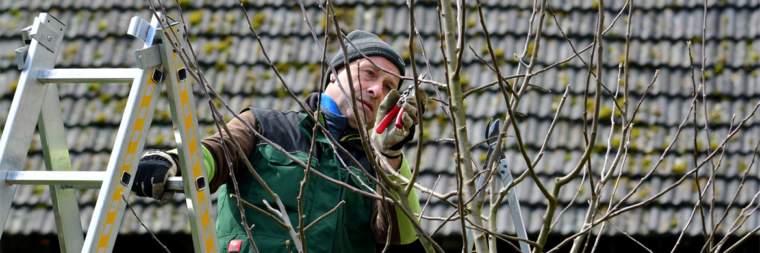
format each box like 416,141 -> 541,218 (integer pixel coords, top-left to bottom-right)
330,67 -> 344,83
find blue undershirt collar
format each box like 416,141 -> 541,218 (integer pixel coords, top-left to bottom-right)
320,93 -> 341,116
319,93 -> 348,140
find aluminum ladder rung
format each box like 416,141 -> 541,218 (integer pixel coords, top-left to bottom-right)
5,171 -> 184,191
38,68 -> 140,83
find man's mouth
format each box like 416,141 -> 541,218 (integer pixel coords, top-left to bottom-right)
357,99 -> 373,112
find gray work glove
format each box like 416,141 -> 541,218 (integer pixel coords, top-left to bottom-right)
131,150 -> 177,204
371,89 -> 426,158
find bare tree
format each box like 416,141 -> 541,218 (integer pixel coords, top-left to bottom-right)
118,0 -> 760,252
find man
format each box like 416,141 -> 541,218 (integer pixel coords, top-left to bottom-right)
131,30 -> 424,252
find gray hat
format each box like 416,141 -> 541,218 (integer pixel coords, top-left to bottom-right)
325,30 -> 405,88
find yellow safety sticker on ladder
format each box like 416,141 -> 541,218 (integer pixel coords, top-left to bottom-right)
171,50 -> 214,252
97,67 -> 157,250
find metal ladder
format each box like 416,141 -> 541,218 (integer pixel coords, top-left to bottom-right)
0,12 -> 219,253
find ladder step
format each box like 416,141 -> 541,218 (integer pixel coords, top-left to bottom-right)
5,171 -> 184,191
37,68 -> 140,83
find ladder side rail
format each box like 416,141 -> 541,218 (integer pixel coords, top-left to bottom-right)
83,14 -> 168,253
0,13 -> 65,241
159,22 -> 220,253
81,38 -> 163,252
38,83 -> 84,253
81,61 -> 163,253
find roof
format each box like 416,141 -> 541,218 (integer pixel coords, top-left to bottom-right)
2,0 -> 760,240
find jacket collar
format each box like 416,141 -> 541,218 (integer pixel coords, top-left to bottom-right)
301,93 -> 362,142
299,93 -> 375,177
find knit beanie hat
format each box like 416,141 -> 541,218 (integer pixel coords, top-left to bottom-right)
325,30 -> 405,88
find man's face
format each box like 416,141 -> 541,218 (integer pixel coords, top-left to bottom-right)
324,56 -> 401,130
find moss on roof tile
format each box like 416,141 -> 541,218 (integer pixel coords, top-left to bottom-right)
252,12 -> 266,29
189,11 -> 203,26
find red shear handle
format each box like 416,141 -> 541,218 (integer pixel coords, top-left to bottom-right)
394,108 -> 405,129
376,105 -> 401,134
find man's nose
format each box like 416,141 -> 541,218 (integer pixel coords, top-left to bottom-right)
365,81 -> 382,98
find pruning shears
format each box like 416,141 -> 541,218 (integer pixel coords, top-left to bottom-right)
375,74 -> 425,134
464,119 -> 531,253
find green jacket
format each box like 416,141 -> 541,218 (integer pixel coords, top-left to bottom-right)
204,105 -> 420,252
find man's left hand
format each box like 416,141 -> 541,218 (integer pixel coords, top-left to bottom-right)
371,88 -> 426,158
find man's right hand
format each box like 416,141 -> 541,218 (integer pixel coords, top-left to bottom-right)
371,88 -> 425,158
131,150 -> 177,204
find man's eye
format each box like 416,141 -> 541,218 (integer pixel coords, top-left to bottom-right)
384,84 -> 392,91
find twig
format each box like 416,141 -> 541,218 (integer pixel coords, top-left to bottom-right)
295,2 -> 331,247
513,53 -> 530,68
262,200 -> 283,219
484,0 -> 555,204
303,201 -> 345,232
533,84 -> 569,164
688,40 -> 711,244
483,0 -> 562,220
467,223 -> 523,253
708,137 -> 760,252
698,116 -> 739,253
608,90 -> 697,213
714,190 -> 760,251
498,84 -> 571,206
470,135 -> 505,151
670,123 -> 731,253
567,1 -> 605,250
723,223 -> 760,253
592,212 -> 652,253
230,194 -> 289,230
383,167 -> 458,208
419,214 -> 468,221
464,218 -> 538,247
677,115 -> 739,249
404,0 -> 426,197
382,205 -> 393,253
601,3 -> 635,250
549,168 -> 586,231
430,206 -> 461,237
591,128 -> 635,253
545,3 -> 625,114
699,0 -> 718,249
419,175 -> 441,221
121,193 -> 171,253
588,61 -> 626,251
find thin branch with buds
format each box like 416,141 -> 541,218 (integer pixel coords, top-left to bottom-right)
121,193 -> 171,253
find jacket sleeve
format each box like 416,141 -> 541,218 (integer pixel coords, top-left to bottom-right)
371,153 -> 421,245
167,109 -> 258,193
